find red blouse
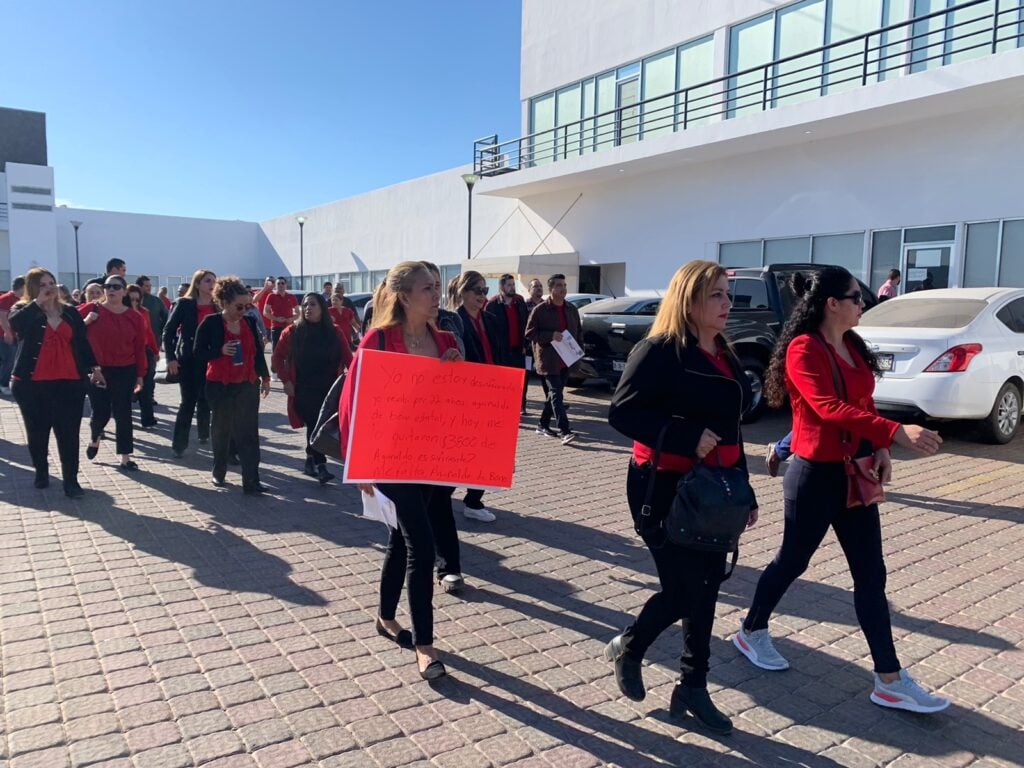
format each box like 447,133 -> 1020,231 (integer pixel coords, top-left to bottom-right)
33,321 -> 80,381
85,305 -> 147,377
206,317 -> 257,384
329,306 -> 356,334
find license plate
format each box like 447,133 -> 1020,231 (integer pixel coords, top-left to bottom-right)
612,360 -> 626,372
877,353 -> 894,371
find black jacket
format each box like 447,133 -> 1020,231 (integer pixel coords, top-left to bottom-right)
163,298 -> 207,364
8,302 -> 97,382
609,334 -> 757,505
484,294 -> 529,360
456,306 -> 506,365
193,313 -> 270,379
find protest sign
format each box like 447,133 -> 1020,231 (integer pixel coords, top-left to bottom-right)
343,349 -> 526,489
551,330 -> 584,367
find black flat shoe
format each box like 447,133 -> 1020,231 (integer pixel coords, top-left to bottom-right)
316,464 -> 334,485
118,460 -> 139,472
63,482 -> 85,498
375,619 -> 413,649
211,475 -> 226,487
86,443 -> 99,460
603,631 -> 645,701
419,660 -> 447,681
34,473 -> 50,489
242,483 -> 265,496
669,684 -> 732,736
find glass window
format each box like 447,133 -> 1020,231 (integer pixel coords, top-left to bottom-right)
617,63 -> 641,79
677,37 -> 716,127
530,93 -> 555,166
774,0 -> 827,106
728,12 -> 776,117
764,236 -> 810,264
879,0 -> 912,80
996,4 -> 1024,52
581,79 -> 597,154
996,298 -> 1024,333
999,219 -> 1024,287
616,77 -> 641,145
595,72 -> 616,151
963,221 -> 1000,287
861,298 -> 988,328
729,278 -> 770,309
812,232 -> 864,272
904,224 -> 955,243
555,84 -> 582,159
826,0 -> 884,93
720,241 -> 762,267
949,0 -> 994,64
911,0 -> 949,72
642,49 -> 677,138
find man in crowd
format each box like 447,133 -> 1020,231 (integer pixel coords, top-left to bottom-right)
526,278 -> 545,310
177,283 -> 189,299
332,282 -> 357,313
322,281 -> 333,301
485,273 -> 530,414
137,275 -> 168,342
86,258 -> 128,288
263,277 -> 299,379
525,274 -> 580,445
0,276 -> 26,396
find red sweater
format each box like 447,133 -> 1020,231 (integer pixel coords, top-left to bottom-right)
85,304 -> 148,376
786,334 -> 900,462
337,325 -> 460,460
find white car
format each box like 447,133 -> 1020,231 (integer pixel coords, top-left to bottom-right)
566,293 -> 612,309
856,287 -> 1024,444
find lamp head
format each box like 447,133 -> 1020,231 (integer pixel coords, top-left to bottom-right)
461,173 -> 479,189
296,216 -> 306,225
70,220 -> 83,229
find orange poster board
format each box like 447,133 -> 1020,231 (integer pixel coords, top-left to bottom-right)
343,349 -> 526,489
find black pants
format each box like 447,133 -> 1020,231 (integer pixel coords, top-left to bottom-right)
294,381 -> 331,466
137,349 -> 157,426
206,381 -> 261,488
377,482 -> 436,647
12,379 -> 86,483
504,350 -> 528,410
90,365 -> 136,455
625,461 -> 727,688
428,486 -> 462,578
271,327 -> 285,355
539,368 -> 571,435
172,359 -> 210,451
744,456 -> 900,674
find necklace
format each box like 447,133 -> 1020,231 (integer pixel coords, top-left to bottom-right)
404,330 -> 428,349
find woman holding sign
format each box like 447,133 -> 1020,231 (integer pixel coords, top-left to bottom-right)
338,261 -> 463,681
605,260 -> 758,735
453,270 -> 506,523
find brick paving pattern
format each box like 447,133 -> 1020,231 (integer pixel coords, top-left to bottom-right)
0,379 -> 1021,767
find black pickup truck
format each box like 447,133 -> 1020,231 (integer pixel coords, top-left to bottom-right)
575,263 -> 878,421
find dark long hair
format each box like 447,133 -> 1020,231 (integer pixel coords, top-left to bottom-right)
765,267 -> 879,408
293,292 -> 341,371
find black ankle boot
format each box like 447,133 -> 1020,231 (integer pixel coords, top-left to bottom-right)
302,457 -> 316,477
603,629 -> 645,701
669,684 -> 732,735
34,467 -> 49,489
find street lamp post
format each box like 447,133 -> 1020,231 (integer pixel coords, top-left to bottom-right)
70,220 -> 83,288
461,173 -> 479,261
296,216 -> 306,290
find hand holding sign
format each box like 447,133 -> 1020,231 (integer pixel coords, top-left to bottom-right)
551,330 -> 584,367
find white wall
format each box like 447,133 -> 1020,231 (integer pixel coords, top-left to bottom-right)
513,102 -> 1024,292
6,163 -> 58,277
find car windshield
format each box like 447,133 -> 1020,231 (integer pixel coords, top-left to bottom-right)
581,298 -> 642,314
860,298 -> 987,328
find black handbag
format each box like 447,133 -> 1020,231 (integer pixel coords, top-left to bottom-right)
638,421 -> 755,579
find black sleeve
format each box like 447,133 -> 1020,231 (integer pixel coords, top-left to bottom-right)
248,317 -> 269,379
163,301 -> 185,361
608,340 -> 705,457
8,302 -> 40,335
192,315 -> 221,365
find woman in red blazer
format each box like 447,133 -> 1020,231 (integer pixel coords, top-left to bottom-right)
734,267 -> 949,714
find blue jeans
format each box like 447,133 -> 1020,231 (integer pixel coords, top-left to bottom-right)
0,339 -> 15,387
775,430 -> 793,462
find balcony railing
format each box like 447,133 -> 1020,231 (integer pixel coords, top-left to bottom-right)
473,0 -> 1024,177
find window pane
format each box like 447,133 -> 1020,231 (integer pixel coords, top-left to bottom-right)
911,0 -> 949,73
861,298 -> 987,328
764,237 -> 810,264
530,93 -> 555,166
963,221 -> 1000,287
595,73 -> 616,151
728,12 -> 775,117
774,0 -> 826,107
642,49 -> 676,138
617,78 -> 640,145
678,37 -> 716,126
729,278 -> 770,309
555,84 -> 582,158
999,219 -> 1024,287
812,232 -> 864,274
720,241 -> 762,267
879,0 -> 912,80
581,79 -> 596,154
904,224 -> 955,243
996,5 -> 1024,52
825,0 -> 884,93
949,0 -> 994,64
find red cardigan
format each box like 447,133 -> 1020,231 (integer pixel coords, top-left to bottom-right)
786,334 -> 900,462
272,323 -> 354,428
338,325 -> 459,461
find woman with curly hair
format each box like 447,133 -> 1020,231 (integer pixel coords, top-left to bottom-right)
733,266 -> 948,714
194,276 -> 270,495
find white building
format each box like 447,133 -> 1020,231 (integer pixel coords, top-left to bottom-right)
2,0 -> 1023,296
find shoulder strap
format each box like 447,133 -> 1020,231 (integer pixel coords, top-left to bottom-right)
812,333 -> 854,455
377,329 -> 386,351
641,421 -> 673,519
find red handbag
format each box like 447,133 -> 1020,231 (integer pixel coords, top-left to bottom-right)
813,334 -> 885,509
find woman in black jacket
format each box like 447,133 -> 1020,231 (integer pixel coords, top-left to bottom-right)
193,276 -> 270,495
8,268 -> 101,497
163,269 -> 217,458
453,270 -> 506,523
605,260 -> 758,736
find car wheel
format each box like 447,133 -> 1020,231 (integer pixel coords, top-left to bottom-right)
980,381 -> 1021,444
740,358 -> 766,424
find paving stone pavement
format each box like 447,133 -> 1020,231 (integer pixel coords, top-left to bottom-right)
1,378 -> 1022,768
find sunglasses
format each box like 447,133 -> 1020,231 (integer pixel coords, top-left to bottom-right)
838,291 -> 863,303
467,287 -> 488,296
103,284 -> 124,291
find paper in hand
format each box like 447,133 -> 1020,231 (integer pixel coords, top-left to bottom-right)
361,489 -> 398,529
551,330 -> 584,367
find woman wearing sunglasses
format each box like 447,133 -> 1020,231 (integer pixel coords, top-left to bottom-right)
82,275 -> 147,471
734,266 -> 948,714
127,285 -> 160,429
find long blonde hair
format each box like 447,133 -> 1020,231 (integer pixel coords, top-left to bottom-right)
185,269 -> 216,300
17,268 -> 57,307
648,260 -> 730,350
372,261 -> 433,329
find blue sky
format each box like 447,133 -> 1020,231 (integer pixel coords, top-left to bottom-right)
2,1 -> 522,221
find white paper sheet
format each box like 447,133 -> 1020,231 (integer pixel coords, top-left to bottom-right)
550,330 -> 584,367
361,489 -> 398,529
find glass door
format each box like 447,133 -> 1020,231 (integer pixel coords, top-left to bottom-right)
615,63 -> 641,146
902,244 -> 952,292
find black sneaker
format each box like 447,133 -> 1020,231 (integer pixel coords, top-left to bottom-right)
63,482 -> 85,499
536,426 -> 559,438
242,483 -> 266,496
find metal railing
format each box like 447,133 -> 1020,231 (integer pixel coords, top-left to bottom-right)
473,0 -> 1023,176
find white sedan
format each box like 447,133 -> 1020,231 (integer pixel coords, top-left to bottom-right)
856,287 -> 1024,444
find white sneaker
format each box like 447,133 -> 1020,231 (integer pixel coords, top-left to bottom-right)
870,670 -> 950,713
560,432 -> 578,445
0,386 -> 11,396
271,373 -> 280,382
463,506 -> 496,522
439,574 -> 465,593
733,623 -> 790,671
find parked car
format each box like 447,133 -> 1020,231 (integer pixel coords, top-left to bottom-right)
575,263 -> 877,422
566,293 -> 612,309
856,287 -> 1024,444
346,292 -> 373,322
